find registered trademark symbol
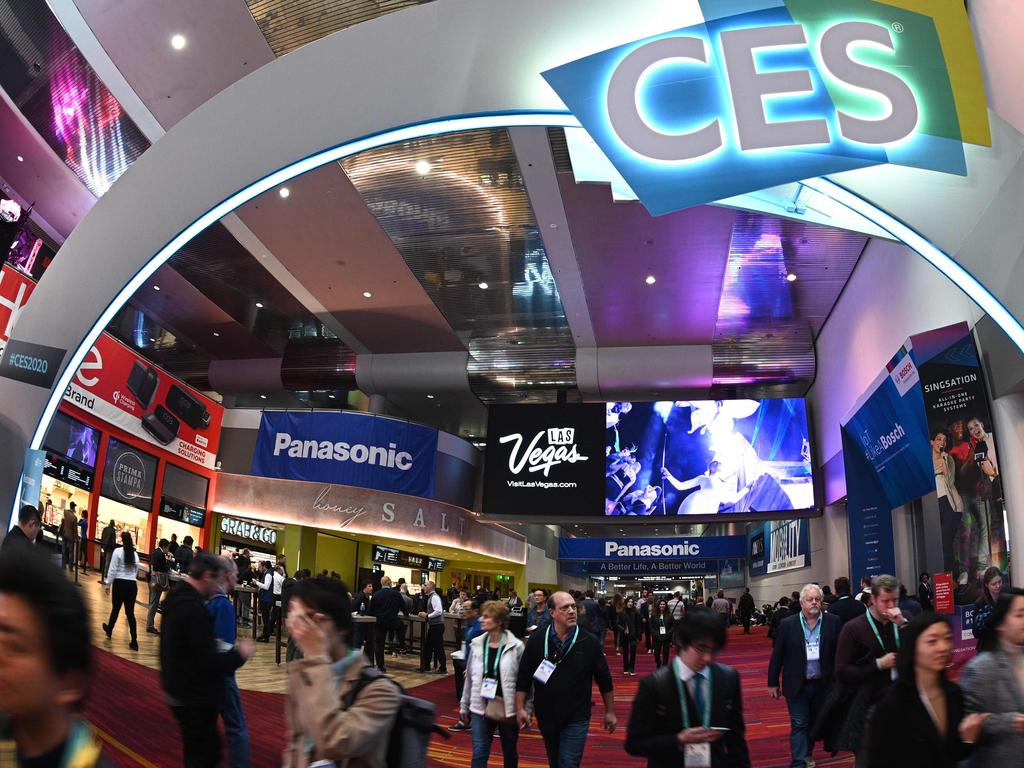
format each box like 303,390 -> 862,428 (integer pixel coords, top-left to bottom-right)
892,21 -> 904,33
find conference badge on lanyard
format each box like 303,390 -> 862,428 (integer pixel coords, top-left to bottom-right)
481,635 -> 505,700
673,658 -> 713,768
800,614 -> 820,661
534,626 -> 579,684
865,609 -> 900,680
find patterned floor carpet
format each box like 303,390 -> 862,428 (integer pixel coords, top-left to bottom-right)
84,625 -> 854,767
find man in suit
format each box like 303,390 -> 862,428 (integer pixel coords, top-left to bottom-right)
768,583 -> 841,768
827,576 -> 866,626
917,572 -> 934,612
625,607 -> 751,768
367,575 -> 408,673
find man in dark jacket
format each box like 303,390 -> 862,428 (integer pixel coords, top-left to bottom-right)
917,572 -> 934,612
160,553 -> 254,768
1,505 -> 39,551
100,519 -> 117,578
173,535 -> 194,572
827,576 -> 866,626
737,588 -> 756,634
367,575 -> 408,673
625,608 -> 751,768
768,584 -> 841,768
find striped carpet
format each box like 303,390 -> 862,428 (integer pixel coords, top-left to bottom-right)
83,625 -> 853,767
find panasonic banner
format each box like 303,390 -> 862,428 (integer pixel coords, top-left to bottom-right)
252,411 -> 438,498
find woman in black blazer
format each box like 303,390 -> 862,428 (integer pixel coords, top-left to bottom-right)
866,613 -> 988,768
650,599 -> 674,668
619,597 -> 643,675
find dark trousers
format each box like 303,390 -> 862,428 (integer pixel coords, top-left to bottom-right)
539,719 -> 588,768
61,537 -> 74,569
938,495 -> 960,576
79,540 -> 89,571
100,548 -> 113,577
171,705 -> 220,768
653,638 -> 671,668
454,656 -> 467,700
786,678 -> 823,768
260,601 -> 276,640
373,622 -> 397,670
622,637 -> 637,672
471,712 -> 519,768
642,622 -> 652,651
108,579 -> 138,642
741,614 -> 752,633
420,623 -> 446,671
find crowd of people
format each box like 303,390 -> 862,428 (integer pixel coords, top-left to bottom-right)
6,504 -> 1024,768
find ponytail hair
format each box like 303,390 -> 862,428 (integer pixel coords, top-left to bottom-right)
121,531 -> 136,567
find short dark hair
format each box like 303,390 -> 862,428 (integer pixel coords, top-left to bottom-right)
920,572 -> 929,581
188,551 -> 226,580
791,591 -> 800,602
674,607 -> 726,651
861,576 -> 871,587
182,535 -> 194,547
290,576 -> 353,638
158,538 -> 169,548
18,504 -> 40,525
976,588 -> 1024,653
896,613 -> 952,683
835,576 -> 851,595
585,590 -> 594,598
0,546 -> 91,682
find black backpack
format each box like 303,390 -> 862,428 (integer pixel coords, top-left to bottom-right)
342,667 -> 448,768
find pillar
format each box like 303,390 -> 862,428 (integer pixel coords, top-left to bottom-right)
991,393 -> 1024,580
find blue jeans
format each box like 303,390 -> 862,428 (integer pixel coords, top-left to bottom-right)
471,712 -> 519,768
540,719 -> 588,768
220,675 -> 250,768
785,678 -> 821,768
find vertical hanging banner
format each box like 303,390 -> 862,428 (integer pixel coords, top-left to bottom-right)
20,448 -> 46,509
933,572 -> 954,614
911,322 -> 1008,590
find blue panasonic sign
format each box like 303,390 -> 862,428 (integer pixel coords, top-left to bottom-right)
559,535 -> 746,561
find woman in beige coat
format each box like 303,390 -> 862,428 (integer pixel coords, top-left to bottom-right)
283,577 -> 401,768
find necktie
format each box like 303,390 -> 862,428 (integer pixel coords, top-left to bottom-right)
691,673 -> 705,717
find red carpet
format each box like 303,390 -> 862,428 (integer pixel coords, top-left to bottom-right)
84,626 -> 853,767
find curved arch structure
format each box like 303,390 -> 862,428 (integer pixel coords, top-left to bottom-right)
2,0 -> 1023,524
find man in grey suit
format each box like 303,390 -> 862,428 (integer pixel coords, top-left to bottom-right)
960,589 -> 1024,768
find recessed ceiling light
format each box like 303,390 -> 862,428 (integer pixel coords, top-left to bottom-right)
279,187 -> 290,198
212,331 -> 220,337
149,337 -> 156,343
362,291 -> 372,298
414,160 -> 431,176
478,282 -> 489,290
16,155 -> 23,162
255,301 -> 264,308
426,394 -> 435,399
328,394 -> 336,399
645,275 -> 656,285
787,273 -> 797,282
153,285 -> 160,291
170,34 -> 187,50
259,394 -> 267,400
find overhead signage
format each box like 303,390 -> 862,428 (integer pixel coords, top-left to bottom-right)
542,0 -> 989,215
0,265 -> 36,360
63,333 -> 224,469
160,497 -> 207,528
43,452 -> 94,492
482,403 -> 614,518
220,516 -> 278,545
370,543 -> 445,571
252,411 -> 438,498
558,535 -> 746,561
0,338 -> 65,390
580,560 -> 717,576
748,519 -> 811,577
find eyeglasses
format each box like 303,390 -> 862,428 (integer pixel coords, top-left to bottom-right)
690,643 -> 717,657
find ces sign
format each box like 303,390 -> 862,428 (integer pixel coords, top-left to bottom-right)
542,0 -> 989,215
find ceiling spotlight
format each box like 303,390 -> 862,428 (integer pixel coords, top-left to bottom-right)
16,155 -> 23,162
153,285 -> 161,291
478,282 -> 489,290
328,394 -> 336,399
149,337 -> 156,343
212,331 -> 220,337
787,272 -> 797,282
170,34 -> 187,50
426,394 -> 435,399
645,275 -> 656,285
362,291 -> 372,298
259,394 -> 267,400
279,187 -> 290,198
255,301 -> 264,308
414,160 -> 431,176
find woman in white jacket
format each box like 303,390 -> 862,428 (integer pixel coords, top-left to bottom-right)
460,600 -> 525,768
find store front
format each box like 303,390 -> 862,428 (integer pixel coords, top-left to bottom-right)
214,514 -> 283,569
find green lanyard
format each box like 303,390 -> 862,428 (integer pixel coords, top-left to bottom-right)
865,609 -> 899,651
673,658 -> 712,728
799,613 -> 820,645
544,625 -> 579,664
482,632 -> 506,679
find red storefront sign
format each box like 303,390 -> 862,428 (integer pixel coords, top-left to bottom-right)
933,572 -> 954,614
63,333 -> 223,469
0,264 -> 37,356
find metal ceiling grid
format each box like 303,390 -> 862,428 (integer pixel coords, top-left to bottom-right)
245,0 -> 436,56
340,128 -> 576,403
711,211 -> 867,397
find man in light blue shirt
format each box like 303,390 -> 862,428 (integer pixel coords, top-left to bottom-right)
207,557 -> 250,768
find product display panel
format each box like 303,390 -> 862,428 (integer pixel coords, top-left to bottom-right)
606,400 -> 813,516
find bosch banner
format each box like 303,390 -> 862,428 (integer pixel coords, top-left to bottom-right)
251,411 -> 438,498
748,519 -> 811,577
63,333 -> 224,469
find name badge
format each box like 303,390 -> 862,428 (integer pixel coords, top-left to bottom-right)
685,742 -> 711,768
891,668 -> 898,681
659,626 -> 667,636
481,678 -> 498,700
533,659 -> 557,684
806,643 -> 820,661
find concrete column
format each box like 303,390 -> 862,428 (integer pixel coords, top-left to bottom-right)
368,393 -> 388,414
990,393 -> 1024,579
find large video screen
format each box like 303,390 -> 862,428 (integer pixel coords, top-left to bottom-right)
605,400 -> 813,516
42,411 -> 100,468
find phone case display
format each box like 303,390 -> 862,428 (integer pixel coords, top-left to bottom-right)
141,405 -> 180,445
126,361 -> 159,409
166,384 -> 210,430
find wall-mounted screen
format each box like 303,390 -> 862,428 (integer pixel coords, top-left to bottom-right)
100,437 -> 158,512
43,411 -> 100,468
606,400 -> 813,516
